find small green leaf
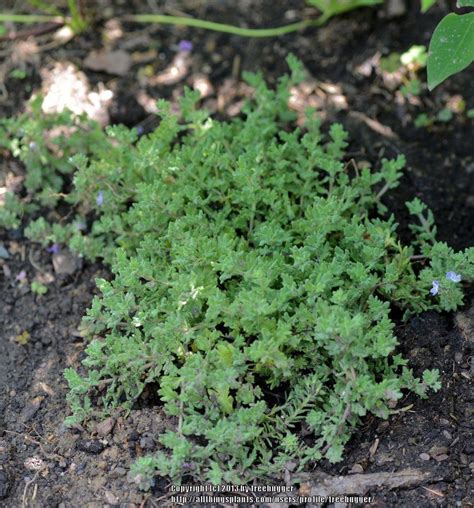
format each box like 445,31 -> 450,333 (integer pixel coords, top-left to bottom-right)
421,0 -> 436,13
457,1 -> 474,7
427,12 -> 474,90
414,113 -> 433,128
436,108 -> 453,122
208,461 -> 223,484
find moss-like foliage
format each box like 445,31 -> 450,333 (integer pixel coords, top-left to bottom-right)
1,57 -> 472,487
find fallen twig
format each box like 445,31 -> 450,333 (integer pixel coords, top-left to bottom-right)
296,468 -> 434,497
0,21 -> 63,41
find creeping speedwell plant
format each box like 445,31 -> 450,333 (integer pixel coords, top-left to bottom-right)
1,57 -> 473,488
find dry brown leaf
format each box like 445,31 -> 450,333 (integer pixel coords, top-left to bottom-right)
150,53 -> 191,86
191,73 -> 214,99
84,49 -> 131,76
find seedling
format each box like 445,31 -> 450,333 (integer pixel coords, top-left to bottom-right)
401,78 -> 422,97
9,69 -> 28,80
31,280 -> 48,295
414,113 -> 434,128
436,108 -> 454,122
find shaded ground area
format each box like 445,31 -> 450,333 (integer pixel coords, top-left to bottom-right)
0,1 -> 473,506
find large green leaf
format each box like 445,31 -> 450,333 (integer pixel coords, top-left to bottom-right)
427,12 -> 474,90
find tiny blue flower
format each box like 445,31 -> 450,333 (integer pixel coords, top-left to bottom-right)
29,141 -> 37,150
47,243 -> 60,254
178,40 -> 193,52
96,190 -> 104,207
136,125 -> 144,136
430,280 -> 439,296
446,271 -> 461,283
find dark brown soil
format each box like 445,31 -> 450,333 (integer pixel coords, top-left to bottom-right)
0,1 -> 473,507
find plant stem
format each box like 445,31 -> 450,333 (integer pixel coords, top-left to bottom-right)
127,14 -> 322,37
375,182 -> 390,201
1,12 -> 323,37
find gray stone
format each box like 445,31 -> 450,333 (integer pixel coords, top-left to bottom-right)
52,250 -> 82,275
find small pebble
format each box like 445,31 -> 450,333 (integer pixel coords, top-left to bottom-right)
385,0 -> 406,17
98,460 -> 108,470
0,470 -> 9,499
104,490 -> 119,505
349,463 -> 364,473
21,396 -> 44,422
52,250 -> 82,276
0,243 -> 10,259
429,445 -> 449,457
139,435 -> 155,451
41,335 -> 52,346
76,439 -> 105,454
419,453 -> 430,461
464,439 -> 474,455
128,430 -> 139,442
96,417 -> 115,438
109,466 -> 127,479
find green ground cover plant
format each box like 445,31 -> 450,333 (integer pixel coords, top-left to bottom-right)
1,57 -> 473,488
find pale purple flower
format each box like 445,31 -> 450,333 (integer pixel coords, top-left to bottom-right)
47,243 -> 60,254
430,280 -> 439,296
75,221 -> 86,231
29,141 -> 37,150
446,271 -> 461,283
178,40 -> 193,52
136,125 -> 144,136
15,270 -> 27,282
96,190 -> 104,207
